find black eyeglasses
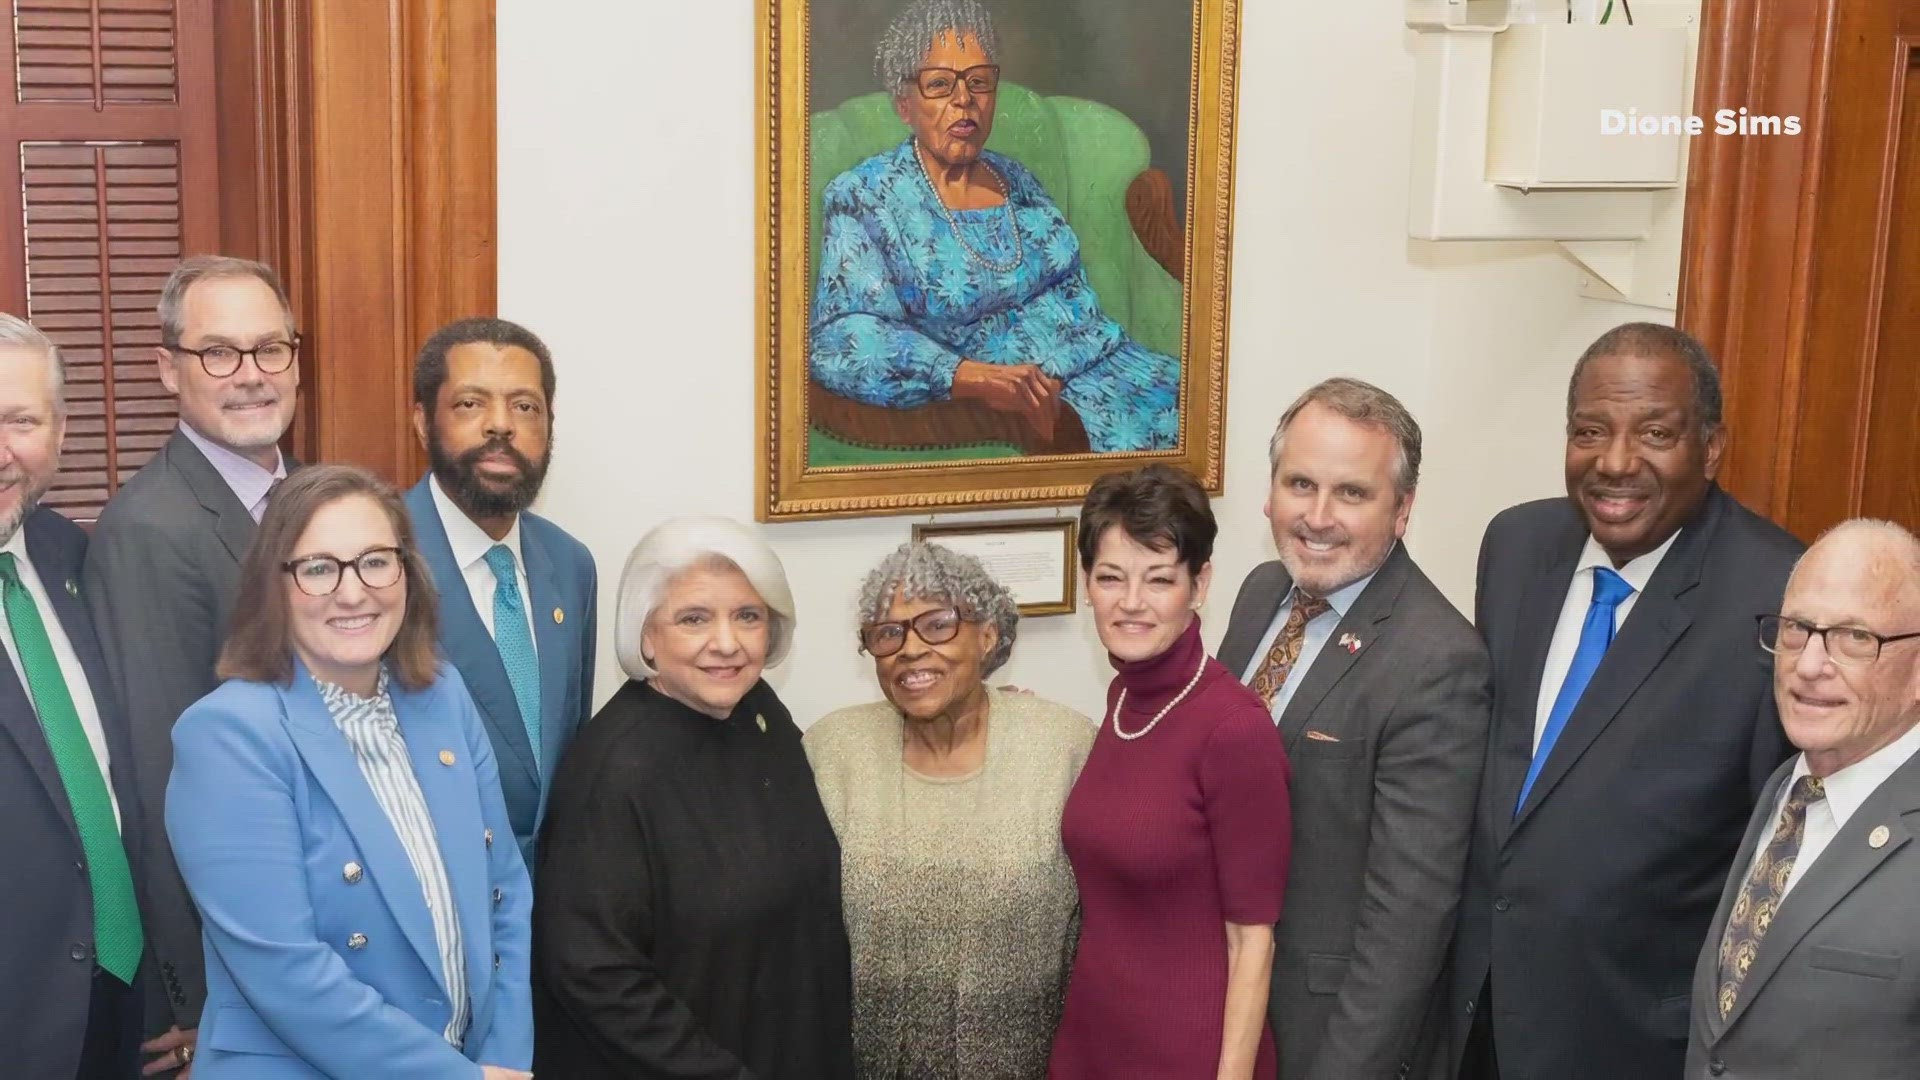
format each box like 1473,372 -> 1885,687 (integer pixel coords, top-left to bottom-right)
169,335 -> 301,378
859,607 -> 968,657
1757,614 -> 1920,667
907,65 -> 1000,100
283,547 -> 405,597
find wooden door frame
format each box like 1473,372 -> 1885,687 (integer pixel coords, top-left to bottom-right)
218,0 -> 497,483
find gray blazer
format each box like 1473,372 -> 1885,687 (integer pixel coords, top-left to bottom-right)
82,430 -> 284,1035
1219,544 -> 1491,1080
1685,749 -> 1920,1080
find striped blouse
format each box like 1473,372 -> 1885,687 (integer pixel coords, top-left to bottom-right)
318,671 -> 470,1047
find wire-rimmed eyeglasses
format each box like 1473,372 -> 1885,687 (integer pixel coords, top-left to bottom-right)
169,335 -> 301,378
859,607 -> 968,657
1757,613 -> 1920,667
283,547 -> 405,597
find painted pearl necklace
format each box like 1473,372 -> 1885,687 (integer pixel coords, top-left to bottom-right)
911,137 -> 1024,273
1110,650 -> 1209,740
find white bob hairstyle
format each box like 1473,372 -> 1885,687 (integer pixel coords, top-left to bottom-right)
613,515 -> 797,680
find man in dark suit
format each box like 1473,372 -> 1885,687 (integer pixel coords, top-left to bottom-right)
83,256 -> 303,1069
0,313 -> 150,1078
1451,323 -> 1803,1080
1686,520 -> 1920,1079
404,317 -> 597,871
1218,378 -> 1491,1080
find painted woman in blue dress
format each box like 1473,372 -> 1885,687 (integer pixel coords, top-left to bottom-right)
810,0 -> 1181,454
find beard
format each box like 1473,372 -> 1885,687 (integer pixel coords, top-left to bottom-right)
1276,519 -> 1393,597
0,468 -> 53,547
427,429 -> 551,519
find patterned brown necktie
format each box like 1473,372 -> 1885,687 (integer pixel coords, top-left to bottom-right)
1716,774 -> 1826,1018
1248,591 -> 1332,707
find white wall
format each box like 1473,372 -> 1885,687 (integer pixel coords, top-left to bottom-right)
497,1 -> 1678,725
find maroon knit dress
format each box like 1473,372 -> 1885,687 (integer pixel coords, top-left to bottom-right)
1048,617 -> 1292,1079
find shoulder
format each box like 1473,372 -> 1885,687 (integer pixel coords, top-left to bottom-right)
983,150 -> 1048,199
1705,488 -> 1804,571
1231,560 -> 1290,607
174,679 -> 293,755
1196,668 -> 1282,738
989,689 -> 1096,752
25,505 -> 85,559
520,511 -> 596,577
1387,553 -> 1482,651
1483,497 -> 1578,547
825,145 -> 909,204
804,700 -> 898,750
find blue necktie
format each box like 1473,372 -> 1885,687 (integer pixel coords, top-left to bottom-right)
484,544 -> 542,772
1516,566 -> 1635,815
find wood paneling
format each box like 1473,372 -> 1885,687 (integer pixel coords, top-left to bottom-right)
2,0 -> 218,520
1680,0 -> 1920,536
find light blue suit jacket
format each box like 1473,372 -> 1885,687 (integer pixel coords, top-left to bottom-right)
165,661 -> 533,1078
404,477 -> 597,870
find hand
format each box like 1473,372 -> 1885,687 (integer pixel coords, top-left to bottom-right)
951,360 -> 1064,442
141,1026 -> 197,1077
481,1068 -> 534,1080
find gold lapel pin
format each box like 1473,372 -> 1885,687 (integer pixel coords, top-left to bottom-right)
553,607 -> 565,625
64,578 -> 79,597
438,749 -> 455,766
755,714 -> 768,733
1869,825 -> 1891,849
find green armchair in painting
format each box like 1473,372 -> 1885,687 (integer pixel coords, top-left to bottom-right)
807,82 -> 1186,464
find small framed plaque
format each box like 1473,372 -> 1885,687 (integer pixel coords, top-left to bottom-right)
912,519 -> 1079,617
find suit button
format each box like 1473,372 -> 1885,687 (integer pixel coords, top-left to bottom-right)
493,953 -> 500,970
343,861 -> 364,884
1397,1065 -> 1410,1080
69,943 -> 88,962
484,829 -> 494,849
1465,1000 -> 1476,1017
1494,897 -> 1511,912
492,887 -> 503,906
347,933 -> 368,950
1709,1060 -> 1726,1076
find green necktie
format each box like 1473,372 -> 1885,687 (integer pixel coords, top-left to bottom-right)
0,552 -> 143,983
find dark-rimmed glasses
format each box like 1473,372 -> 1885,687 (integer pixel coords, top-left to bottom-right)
1757,614 -> 1920,667
169,335 -> 302,378
860,607 -> 967,657
907,65 -> 1000,100
283,547 -> 404,597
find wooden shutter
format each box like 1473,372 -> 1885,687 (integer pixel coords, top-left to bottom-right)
1,0 -> 219,521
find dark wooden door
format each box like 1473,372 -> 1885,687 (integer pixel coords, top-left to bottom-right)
1683,0 -> 1920,536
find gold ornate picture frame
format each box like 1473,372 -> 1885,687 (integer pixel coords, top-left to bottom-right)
756,0 -> 1241,521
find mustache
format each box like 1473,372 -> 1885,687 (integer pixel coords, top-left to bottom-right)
1289,521 -> 1348,546
220,390 -> 279,408
457,437 -> 536,473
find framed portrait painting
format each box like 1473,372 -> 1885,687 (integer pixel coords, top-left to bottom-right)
756,0 -> 1241,520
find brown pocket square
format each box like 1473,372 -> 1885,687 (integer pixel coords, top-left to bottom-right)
1304,730 -> 1342,742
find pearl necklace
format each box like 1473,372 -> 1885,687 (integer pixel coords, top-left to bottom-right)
1110,650 -> 1209,740
911,138 -> 1024,273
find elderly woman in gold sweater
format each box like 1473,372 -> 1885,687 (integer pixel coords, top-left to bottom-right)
805,542 -> 1093,1079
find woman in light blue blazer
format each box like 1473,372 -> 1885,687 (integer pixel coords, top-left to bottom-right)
164,465 -> 533,1079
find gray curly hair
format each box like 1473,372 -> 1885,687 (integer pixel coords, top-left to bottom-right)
857,541 -> 1018,676
875,0 -> 999,97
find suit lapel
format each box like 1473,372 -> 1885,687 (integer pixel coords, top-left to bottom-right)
278,667 -> 447,994
1218,564 -> 1291,678
1509,497 -> 1717,832
0,520 -> 79,844
406,479 -> 539,793
1494,530 -> 1583,845
1703,761 -> 1796,1041
521,523 -> 568,789
165,431 -> 259,566
1718,756 -> 1920,1034
1275,546 -> 1410,751
389,678 -> 490,1013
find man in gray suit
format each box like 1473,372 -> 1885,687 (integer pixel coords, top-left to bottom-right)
1219,378 -> 1492,1080
83,255 -> 301,1072
1686,519 -> 1920,1080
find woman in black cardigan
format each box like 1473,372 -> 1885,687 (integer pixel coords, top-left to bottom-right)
532,515 -> 853,1079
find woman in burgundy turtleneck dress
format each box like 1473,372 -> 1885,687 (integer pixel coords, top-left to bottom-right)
1049,464 -> 1293,1080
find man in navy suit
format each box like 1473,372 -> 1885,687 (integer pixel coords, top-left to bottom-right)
0,313 -> 150,1078
405,317 -> 597,870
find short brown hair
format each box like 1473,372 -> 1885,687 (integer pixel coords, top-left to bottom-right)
1269,377 -> 1422,496
218,465 -> 441,690
1077,464 -> 1217,576
158,255 -> 296,347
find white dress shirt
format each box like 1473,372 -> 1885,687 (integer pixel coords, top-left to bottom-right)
1531,529 -> 1681,752
1740,720 -> 1920,902
179,420 -> 287,522
429,474 -> 538,657
1238,554 -> 1385,720
0,528 -> 120,826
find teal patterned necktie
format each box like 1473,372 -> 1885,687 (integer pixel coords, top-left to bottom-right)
484,544 -> 542,771
0,552 -> 144,982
